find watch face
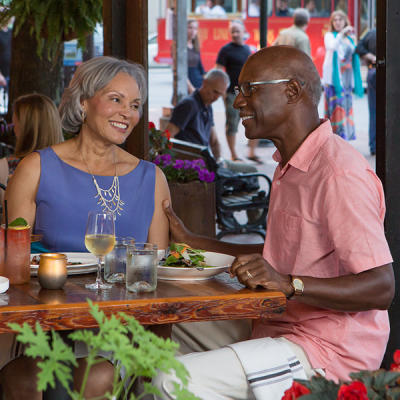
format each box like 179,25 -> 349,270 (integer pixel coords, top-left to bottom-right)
293,278 -> 304,294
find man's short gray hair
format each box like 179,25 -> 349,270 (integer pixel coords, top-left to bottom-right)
59,56 -> 147,133
204,68 -> 230,88
293,8 -> 310,27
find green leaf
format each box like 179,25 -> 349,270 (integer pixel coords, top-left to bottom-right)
8,217 -> 28,227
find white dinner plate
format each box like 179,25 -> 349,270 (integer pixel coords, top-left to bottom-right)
158,251 -> 235,281
30,252 -> 98,276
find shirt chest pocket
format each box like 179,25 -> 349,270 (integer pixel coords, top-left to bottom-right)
268,210 -> 302,274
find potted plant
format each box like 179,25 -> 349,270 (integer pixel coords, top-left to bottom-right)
149,122 -> 217,237
10,300 -> 199,400
282,351 -> 400,400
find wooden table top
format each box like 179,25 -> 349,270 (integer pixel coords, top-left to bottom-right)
0,273 -> 286,333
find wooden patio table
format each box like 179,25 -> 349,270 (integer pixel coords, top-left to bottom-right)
0,272 -> 286,333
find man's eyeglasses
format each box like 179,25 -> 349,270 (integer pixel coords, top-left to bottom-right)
234,79 -> 291,97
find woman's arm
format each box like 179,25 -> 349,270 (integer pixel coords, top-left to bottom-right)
4,152 -> 41,227
147,166 -> 171,250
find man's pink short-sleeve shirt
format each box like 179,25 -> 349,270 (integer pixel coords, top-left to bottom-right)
252,120 -> 392,381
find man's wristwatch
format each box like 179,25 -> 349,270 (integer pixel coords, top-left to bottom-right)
287,275 -> 304,299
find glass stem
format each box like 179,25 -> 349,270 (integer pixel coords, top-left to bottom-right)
96,256 -> 103,285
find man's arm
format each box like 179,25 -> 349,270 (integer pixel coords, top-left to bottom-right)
209,127 -> 221,159
165,122 -> 180,138
231,254 -> 394,312
163,200 -> 264,256
356,31 -> 376,64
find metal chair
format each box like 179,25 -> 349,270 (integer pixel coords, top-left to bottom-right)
170,138 -> 272,239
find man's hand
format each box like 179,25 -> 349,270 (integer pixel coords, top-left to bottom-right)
230,253 -> 293,296
162,199 -> 192,243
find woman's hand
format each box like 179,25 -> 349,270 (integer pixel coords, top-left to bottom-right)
230,253 -> 293,297
341,25 -> 354,36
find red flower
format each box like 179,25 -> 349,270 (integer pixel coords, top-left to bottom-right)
390,363 -> 400,372
167,142 -> 173,149
148,121 -> 156,130
337,381 -> 368,400
281,382 -> 311,399
164,129 -> 171,140
393,350 -> 400,366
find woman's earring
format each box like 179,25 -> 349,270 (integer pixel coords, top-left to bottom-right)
81,110 -> 86,123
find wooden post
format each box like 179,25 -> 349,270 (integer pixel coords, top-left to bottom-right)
377,1 -> 400,368
103,0 -> 148,160
171,0 -> 188,106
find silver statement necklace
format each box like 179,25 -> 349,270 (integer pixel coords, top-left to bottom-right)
80,147 -> 125,217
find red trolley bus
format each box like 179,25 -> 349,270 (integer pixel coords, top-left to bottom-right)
155,0 -> 374,75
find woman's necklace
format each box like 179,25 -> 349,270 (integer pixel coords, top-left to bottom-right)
80,147 -> 125,217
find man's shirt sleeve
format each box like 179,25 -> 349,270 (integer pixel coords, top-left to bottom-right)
169,99 -> 195,131
216,46 -> 227,67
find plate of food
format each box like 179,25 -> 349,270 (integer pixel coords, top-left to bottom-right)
158,243 -> 235,281
30,252 -> 98,276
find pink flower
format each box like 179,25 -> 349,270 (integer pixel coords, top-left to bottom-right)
337,381 -> 368,400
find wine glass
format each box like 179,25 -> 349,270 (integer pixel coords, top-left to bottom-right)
84,211 -> 115,290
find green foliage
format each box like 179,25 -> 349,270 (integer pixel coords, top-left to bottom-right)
9,300 -> 200,400
295,377 -> 339,400
0,0 -> 102,59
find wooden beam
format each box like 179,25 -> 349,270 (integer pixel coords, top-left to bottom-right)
377,0 -> 400,368
103,0 -> 148,160
126,0 -> 149,160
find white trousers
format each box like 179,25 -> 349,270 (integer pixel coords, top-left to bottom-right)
154,337 -> 317,400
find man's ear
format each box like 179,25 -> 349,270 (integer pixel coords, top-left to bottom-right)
285,79 -> 303,104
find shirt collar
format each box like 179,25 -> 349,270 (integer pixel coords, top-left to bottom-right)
194,90 -> 208,111
272,119 -> 332,172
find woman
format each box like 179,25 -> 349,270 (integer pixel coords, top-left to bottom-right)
1,56 -> 170,398
187,19 -> 205,94
0,93 -> 63,203
322,10 -> 363,141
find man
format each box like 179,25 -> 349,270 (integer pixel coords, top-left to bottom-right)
216,20 -> 261,163
166,69 -> 229,160
156,46 -> 394,399
276,0 -> 292,16
273,8 -> 311,56
356,28 -> 376,156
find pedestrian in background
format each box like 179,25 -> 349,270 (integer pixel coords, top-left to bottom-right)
216,20 -> 261,163
356,28 -> 376,156
187,19 -> 205,94
273,8 -> 311,57
322,10 -> 363,141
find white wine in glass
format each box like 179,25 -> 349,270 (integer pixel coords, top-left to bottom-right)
85,211 -> 115,290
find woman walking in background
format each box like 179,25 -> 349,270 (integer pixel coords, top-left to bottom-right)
187,19 -> 205,94
322,10 -> 363,140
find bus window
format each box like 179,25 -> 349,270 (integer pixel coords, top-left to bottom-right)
194,0 -> 232,16
334,0 -> 347,13
247,0 -> 273,17
304,0 -> 331,18
275,0 -> 301,16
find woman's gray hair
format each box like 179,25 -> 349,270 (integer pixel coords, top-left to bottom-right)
59,56 -> 147,133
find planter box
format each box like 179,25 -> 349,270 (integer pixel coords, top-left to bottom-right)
169,181 -> 216,238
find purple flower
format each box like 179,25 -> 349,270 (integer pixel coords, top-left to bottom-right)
173,159 -> 185,169
160,153 -> 172,165
192,159 -> 206,168
183,160 -> 193,170
153,155 -> 162,165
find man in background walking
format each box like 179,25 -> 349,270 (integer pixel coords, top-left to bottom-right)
216,20 -> 262,163
356,28 -> 376,156
273,8 -> 311,57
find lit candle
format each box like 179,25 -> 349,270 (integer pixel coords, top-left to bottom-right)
38,253 -> 67,289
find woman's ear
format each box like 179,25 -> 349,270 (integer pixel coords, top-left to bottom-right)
285,79 -> 303,104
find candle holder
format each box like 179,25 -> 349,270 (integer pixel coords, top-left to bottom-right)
38,253 -> 67,290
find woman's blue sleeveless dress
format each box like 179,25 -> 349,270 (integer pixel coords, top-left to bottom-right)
34,147 -> 156,252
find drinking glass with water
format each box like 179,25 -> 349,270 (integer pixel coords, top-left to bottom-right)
104,237 -> 135,283
126,242 -> 157,293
